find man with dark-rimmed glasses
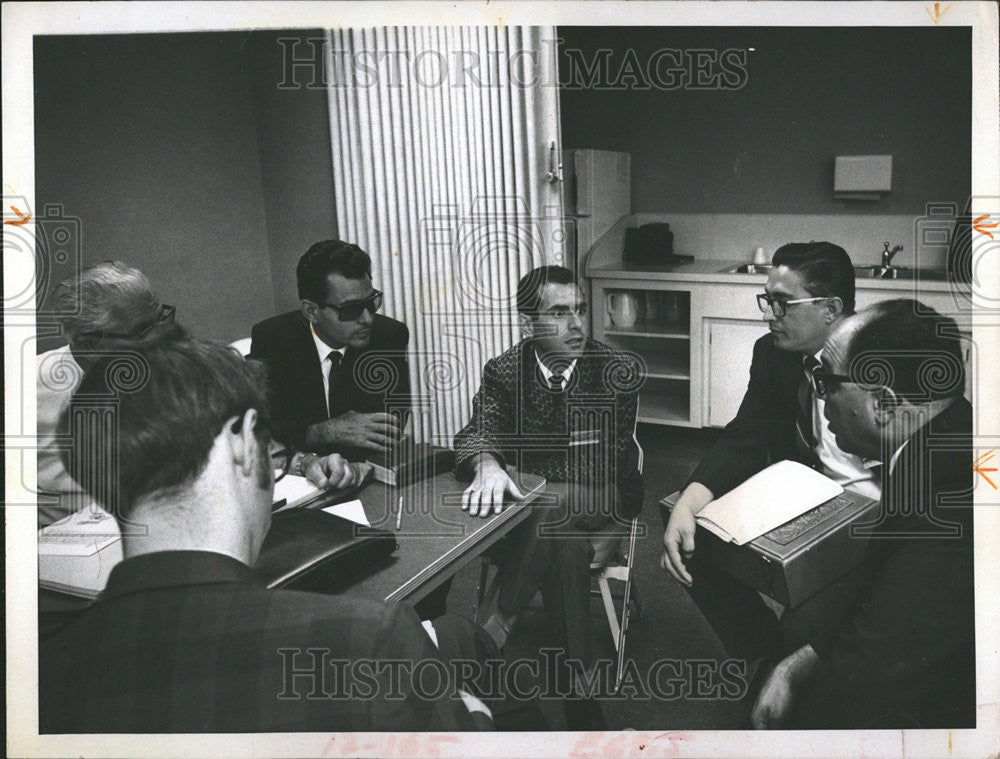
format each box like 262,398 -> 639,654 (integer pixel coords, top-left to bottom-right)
249,240 -> 411,463
660,241 -> 881,680
36,261 -> 186,527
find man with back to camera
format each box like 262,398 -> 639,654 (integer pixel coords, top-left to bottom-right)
453,265 -> 644,729
39,337 -> 503,733
751,299 -> 974,728
660,242 -> 881,666
249,239 -> 410,462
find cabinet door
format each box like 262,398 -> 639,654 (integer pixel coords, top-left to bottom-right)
706,319 -> 770,427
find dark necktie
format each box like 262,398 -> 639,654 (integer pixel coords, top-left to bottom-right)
327,350 -> 342,418
796,356 -> 821,452
548,374 -> 565,392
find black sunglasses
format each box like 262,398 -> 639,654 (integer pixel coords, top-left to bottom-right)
811,366 -> 857,399
319,290 -> 383,322
77,304 -> 176,341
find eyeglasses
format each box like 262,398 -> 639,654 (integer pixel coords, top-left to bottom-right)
229,416 -> 291,482
541,303 -> 588,319
811,367 -> 857,399
756,293 -> 828,318
77,304 -> 176,341
319,290 -> 383,322
270,447 -> 293,482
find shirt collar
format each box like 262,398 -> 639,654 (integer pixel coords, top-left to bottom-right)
100,550 -> 261,602
310,326 -> 346,366
534,351 -> 577,386
887,439 -> 910,476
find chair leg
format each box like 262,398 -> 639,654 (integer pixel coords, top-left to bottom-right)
473,557 -> 490,624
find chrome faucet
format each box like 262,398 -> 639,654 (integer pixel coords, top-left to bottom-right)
878,241 -> 904,277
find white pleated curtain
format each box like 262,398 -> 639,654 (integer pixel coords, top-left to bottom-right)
326,26 -> 564,444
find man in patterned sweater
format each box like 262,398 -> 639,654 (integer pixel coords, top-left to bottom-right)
454,265 -> 644,727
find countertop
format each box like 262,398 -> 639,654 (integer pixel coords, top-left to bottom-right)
588,260 -> 962,292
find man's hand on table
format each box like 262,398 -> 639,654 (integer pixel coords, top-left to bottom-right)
305,411 -> 401,452
461,454 -> 524,518
660,481 -> 714,587
297,452 -> 364,490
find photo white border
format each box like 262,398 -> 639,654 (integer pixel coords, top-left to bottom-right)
5,2 -> 998,757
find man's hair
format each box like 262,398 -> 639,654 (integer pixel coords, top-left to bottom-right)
53,261 -> 170,344
60,338 -> 271,518
772,242 -> 856,314
516,265 -> 576,315
847,299 -> 965,402
296,240 -> 372,303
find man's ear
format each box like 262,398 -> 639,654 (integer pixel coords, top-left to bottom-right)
873,386 -> 900,426
824,296 -> 844,323
518,312 -> 534,339
226,408 -> 260,477
300,299 -> 318,324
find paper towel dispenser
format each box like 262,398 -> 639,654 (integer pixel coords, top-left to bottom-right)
834,155 -> 892,200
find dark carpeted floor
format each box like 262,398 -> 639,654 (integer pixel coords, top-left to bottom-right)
445,424 -> 761,731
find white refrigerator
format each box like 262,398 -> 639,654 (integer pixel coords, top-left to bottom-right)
561,149 -> 631,276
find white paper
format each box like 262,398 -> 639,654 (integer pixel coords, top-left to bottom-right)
697,460 -> 844,545
271,473 -> 320,512
321,499 -> 370,527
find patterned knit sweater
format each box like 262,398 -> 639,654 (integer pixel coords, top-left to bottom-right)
453,339 -> 644,519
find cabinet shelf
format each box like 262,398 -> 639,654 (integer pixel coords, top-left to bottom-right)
637,390 -> 689,425
641,353 -> 689,380
604,324 -> 689,340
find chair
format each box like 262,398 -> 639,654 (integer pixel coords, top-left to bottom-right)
229,337 -> 252,358
473,417 -> 645,693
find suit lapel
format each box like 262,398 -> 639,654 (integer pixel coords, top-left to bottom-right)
294,316 -> 329,420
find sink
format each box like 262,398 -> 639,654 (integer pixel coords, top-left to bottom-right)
725,264 -> 774,274
853,266 -> 949,281
722,263 -> 949,281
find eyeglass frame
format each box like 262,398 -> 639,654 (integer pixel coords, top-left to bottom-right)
317,289 -> 383,322
756,293 -> 830,318
811,366 -> 866,400
228,415 -> 292,482
76,304 -> 176,341
537,301 -> 589,320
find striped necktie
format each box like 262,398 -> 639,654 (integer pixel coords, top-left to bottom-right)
796,355 -> 821,452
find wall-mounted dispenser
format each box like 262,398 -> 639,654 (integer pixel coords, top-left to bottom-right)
834,155 -> 892,200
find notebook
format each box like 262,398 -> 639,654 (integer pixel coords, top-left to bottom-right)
255,509 -> 397,591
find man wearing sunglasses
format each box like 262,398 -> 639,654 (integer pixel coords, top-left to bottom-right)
661,242 -> 880,672
249,240 -> 410,462
36,261 -> 185,527
752,299 -> 974,728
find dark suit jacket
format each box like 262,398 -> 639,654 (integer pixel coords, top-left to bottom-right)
249,311 -> 410,458
796,398 -> 975,729
688,333 -> 819,497
453,339 -> 644,519
39,551 -> 482,733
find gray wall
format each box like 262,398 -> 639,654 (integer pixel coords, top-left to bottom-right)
33,30 -> 337,348
559,26 -> 971,215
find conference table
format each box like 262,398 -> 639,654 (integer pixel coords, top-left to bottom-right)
289,468 -> 547,607
39,468 -> 548,635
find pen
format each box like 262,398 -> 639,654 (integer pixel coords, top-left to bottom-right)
395,494 -> 403,530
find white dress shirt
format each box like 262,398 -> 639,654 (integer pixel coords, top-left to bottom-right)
310,327 -> 346,417
534,351 -> 578,390
808,349 -> 882,501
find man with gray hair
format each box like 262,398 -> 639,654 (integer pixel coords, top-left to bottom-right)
36,261 -> 182,526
